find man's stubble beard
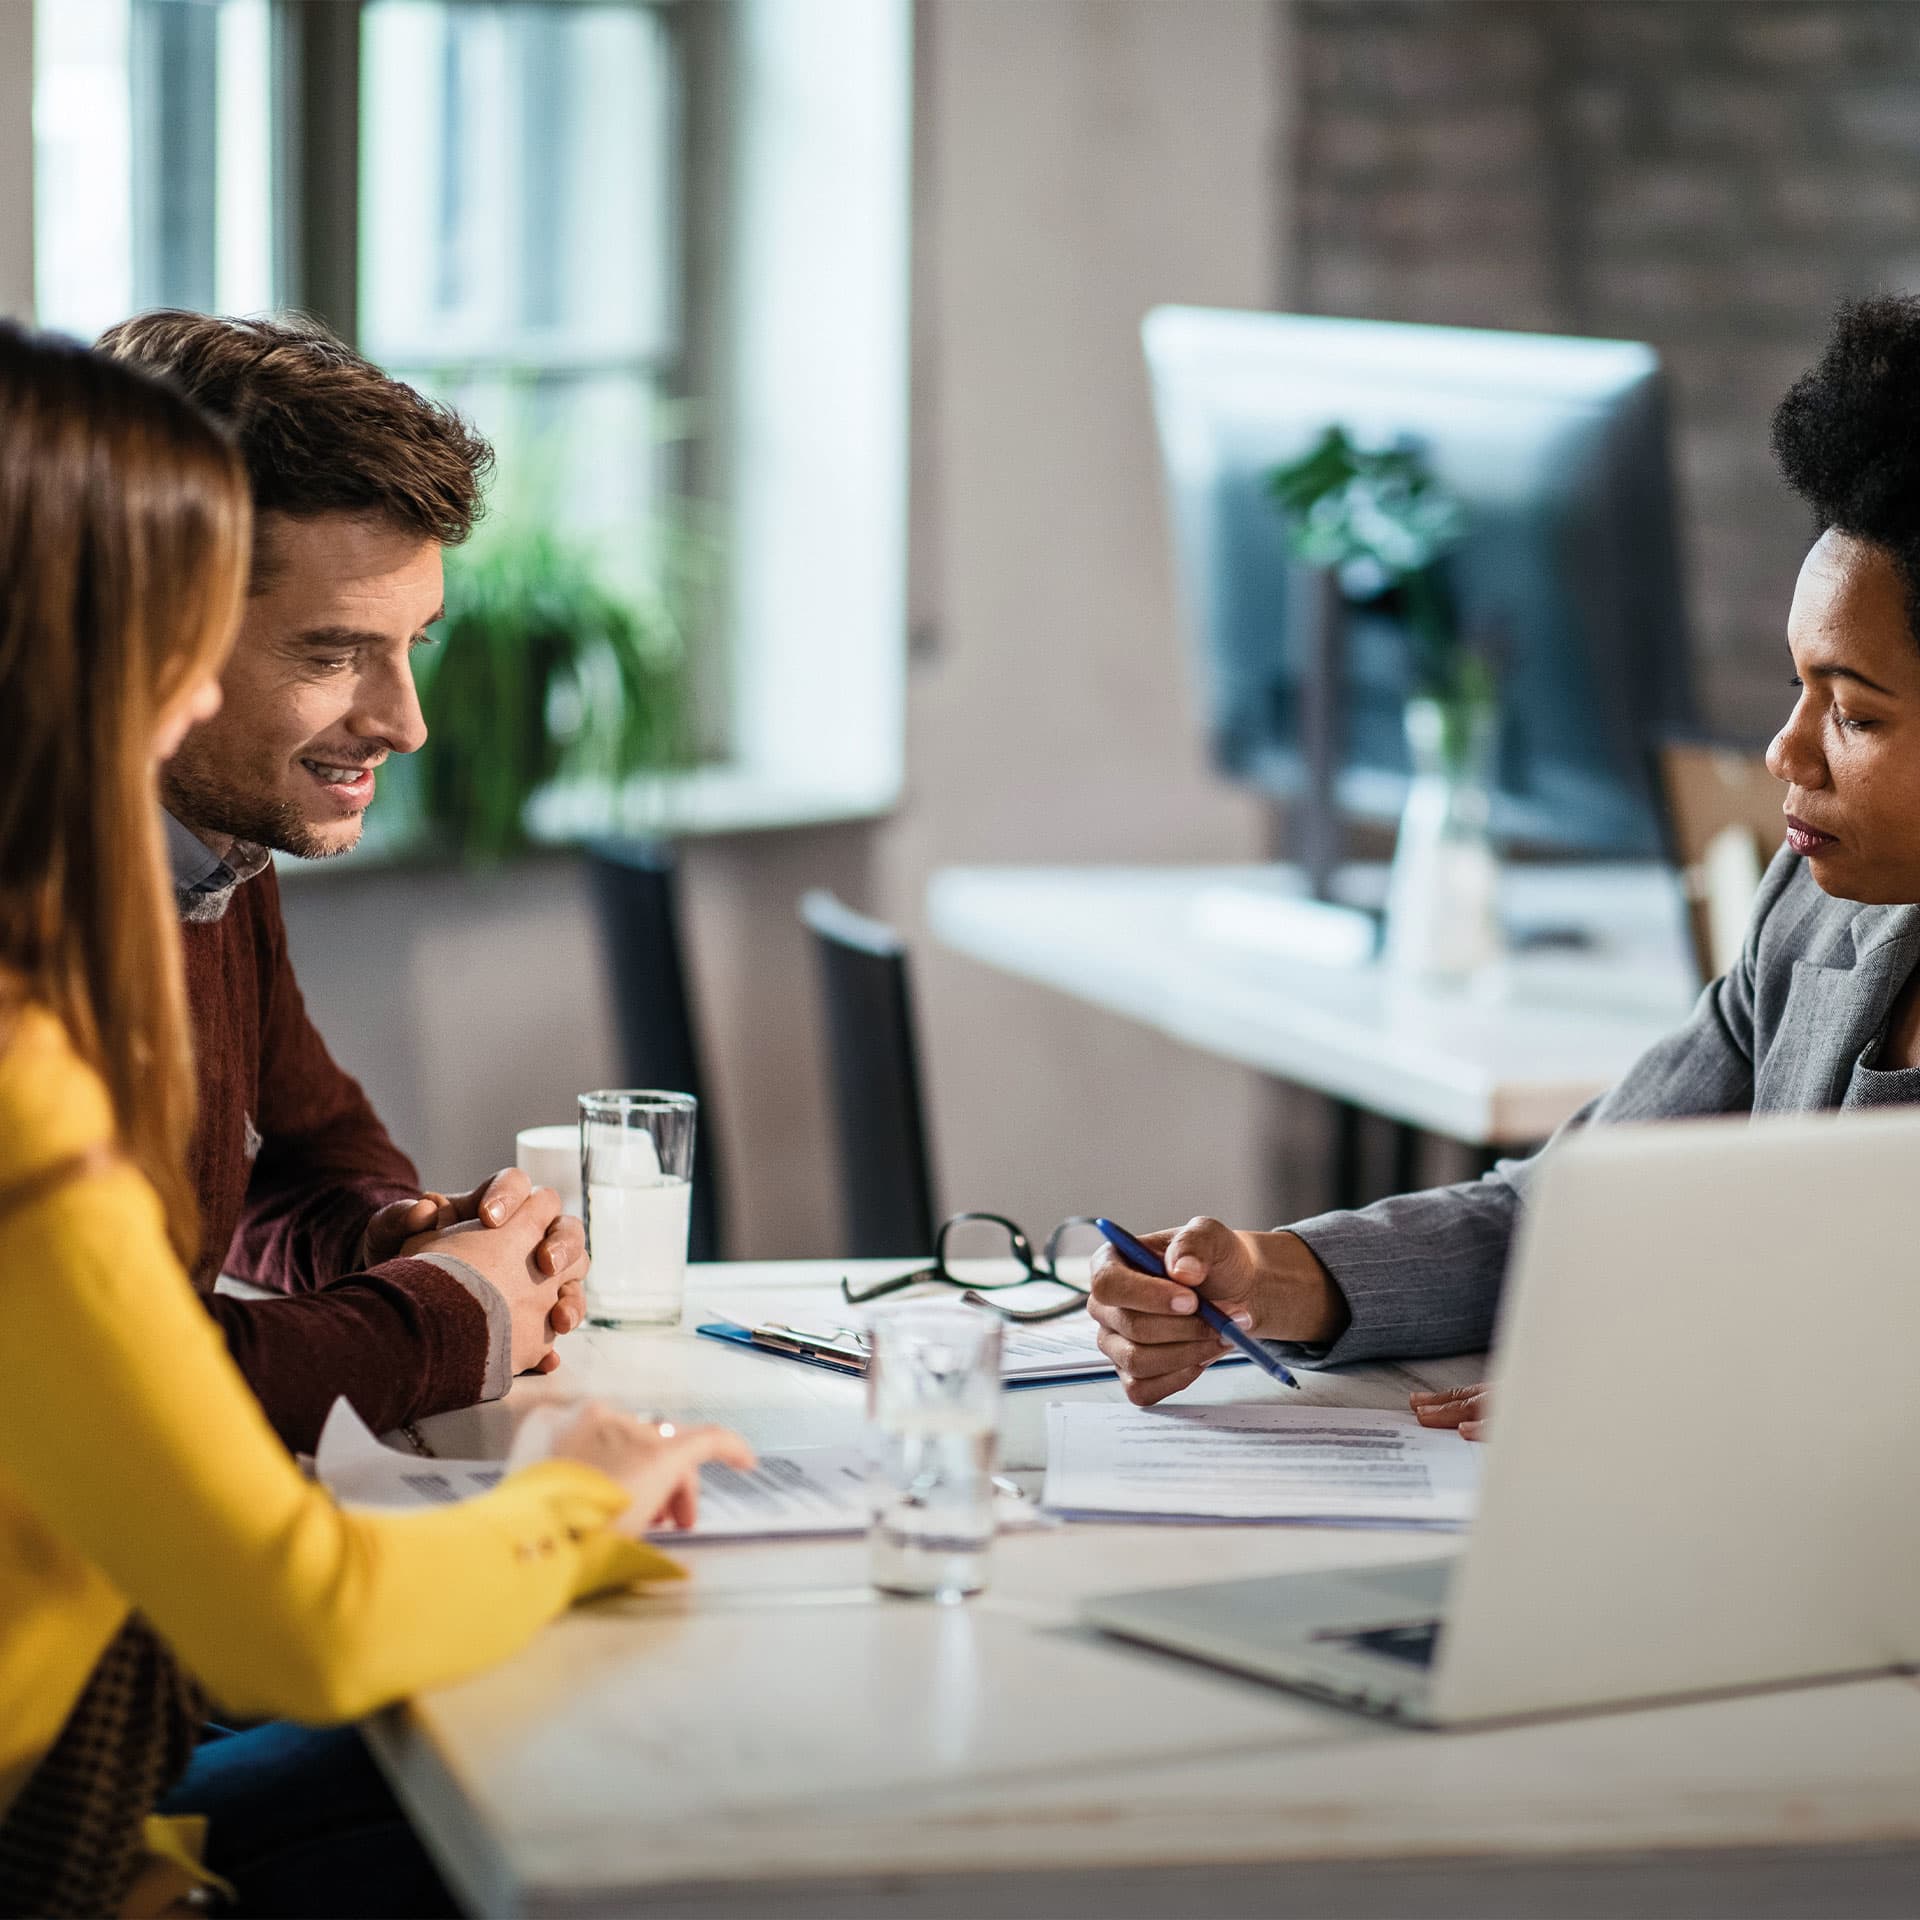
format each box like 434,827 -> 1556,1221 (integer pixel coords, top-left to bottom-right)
160,745 -> 361,862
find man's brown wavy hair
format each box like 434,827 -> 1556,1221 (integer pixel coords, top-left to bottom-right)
0,325 -> 252,1265
95,310 -> 492,581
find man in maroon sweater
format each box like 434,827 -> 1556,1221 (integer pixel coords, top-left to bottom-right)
100,311 -> 586,1452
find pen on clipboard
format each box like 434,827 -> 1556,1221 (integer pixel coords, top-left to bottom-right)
1092,1217 -> 1298,1389
748,1322 -> 869,1373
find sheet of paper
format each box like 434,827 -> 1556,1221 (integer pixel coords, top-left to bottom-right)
314,1398 -> 509,1507
708,1284 -> 1117,1379
316,1398 -> 1043,1540
1042,1402 -> 1479,1527
320,1397 -> 872,1537
999,1316 -> 1113,1377
675,1446 -> 870,1539
682,1448 -> 1048,1541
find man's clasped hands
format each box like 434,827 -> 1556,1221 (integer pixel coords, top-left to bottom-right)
362,1166 -> 586,1376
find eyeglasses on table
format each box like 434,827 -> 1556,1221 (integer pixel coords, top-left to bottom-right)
841,1212 -> 1104,1322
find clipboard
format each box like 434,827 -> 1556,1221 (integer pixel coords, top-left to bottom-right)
693,1321 -> 1126,1388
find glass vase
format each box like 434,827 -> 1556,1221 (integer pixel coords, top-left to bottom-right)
1384,695 -> 1503,986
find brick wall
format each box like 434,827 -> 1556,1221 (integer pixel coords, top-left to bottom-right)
1295,0 -> 1920,743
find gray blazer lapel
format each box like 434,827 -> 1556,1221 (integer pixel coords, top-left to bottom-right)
1758,906 -> 1920,1113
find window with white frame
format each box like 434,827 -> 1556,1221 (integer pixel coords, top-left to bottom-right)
37,0 -> 680,568
360,1 -> 683,581
32,0 -> 910,833
35,0 -> 275,335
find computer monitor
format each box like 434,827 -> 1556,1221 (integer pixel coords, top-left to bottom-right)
1143,307 -> 1699,856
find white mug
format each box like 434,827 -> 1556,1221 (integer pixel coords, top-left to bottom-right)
514,1123 -> 583,1218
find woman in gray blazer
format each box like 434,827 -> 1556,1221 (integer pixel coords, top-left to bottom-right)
1088,295 -> 1920,1433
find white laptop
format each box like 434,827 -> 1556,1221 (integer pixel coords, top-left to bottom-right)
1083,1107 -> 1920,1726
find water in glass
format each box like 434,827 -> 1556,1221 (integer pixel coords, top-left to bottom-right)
866,1305 -> 1002,1602
583,1175 -> 692,1322
579,1091 -> 696,1326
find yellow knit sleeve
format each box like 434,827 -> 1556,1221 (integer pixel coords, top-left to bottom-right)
0,1076 -> 682,1724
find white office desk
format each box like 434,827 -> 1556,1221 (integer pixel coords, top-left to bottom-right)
367,1263 -> 1920,1919
927,863 -> 1701,1148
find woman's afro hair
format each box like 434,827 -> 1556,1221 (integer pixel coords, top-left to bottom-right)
1772,294 -> 1920,632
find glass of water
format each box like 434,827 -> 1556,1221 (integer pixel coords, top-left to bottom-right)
578,1090 -> 696,1326
866,1303 -> 1003,1602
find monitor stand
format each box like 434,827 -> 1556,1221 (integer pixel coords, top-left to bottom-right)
1197,568 -> 1380,967
1294,565 -> 1347,905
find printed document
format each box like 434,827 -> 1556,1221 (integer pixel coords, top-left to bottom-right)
313,1398 -> 1039,1542
314,1398 -> 869,1538
681,1447 -> 1044,1539
672,1446 -> 871,1539
1043,1402 -> 1479,1527
314,1398 -> 507,1506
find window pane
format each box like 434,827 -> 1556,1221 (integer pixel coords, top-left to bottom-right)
33,0 -> 273,336
129,0 -> 218,309
33,0 -> 134,336
402,367 -> 672,588
212,0 -> 273,315
360,2 -> 677,368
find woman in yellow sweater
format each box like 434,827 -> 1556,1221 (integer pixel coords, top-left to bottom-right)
0,327 -> 752,1917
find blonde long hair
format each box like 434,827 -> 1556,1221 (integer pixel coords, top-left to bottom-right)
0,325 -> 251,1263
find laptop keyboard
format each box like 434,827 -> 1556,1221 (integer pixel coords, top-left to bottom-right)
1315,1619 -> 1443,1668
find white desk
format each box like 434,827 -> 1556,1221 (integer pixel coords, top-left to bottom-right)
926,863 -> 1700,1148
367,1263 -> 1920,1919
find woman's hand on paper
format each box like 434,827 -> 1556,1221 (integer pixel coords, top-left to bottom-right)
548,1402 -> 756,1534
1410,1382 -> 1491,1441
1085,1218 -> 1348,1406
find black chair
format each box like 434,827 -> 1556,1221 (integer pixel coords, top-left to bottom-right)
583,841 -> 723,1263
800,891 -> 938,1257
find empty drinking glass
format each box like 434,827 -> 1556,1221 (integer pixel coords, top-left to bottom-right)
578,1090 -> 696,1325
866,1303 -> 1003,1602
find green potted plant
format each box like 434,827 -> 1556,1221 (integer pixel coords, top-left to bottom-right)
1266,427 -> 1501,984
1265,425 -> 1490,740
410,517 -> 701,863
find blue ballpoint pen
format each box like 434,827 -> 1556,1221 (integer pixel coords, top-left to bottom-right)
1092,1217 -> 1299,1389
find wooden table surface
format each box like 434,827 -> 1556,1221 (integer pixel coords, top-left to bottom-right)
367,1262 -> 1920,1920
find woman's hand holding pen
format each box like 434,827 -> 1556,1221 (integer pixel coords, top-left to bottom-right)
1084,1217 -> 1350,1406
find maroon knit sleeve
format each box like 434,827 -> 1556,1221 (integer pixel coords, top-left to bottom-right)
223,868 -> 423,1294
200,1259 -> 489,1453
